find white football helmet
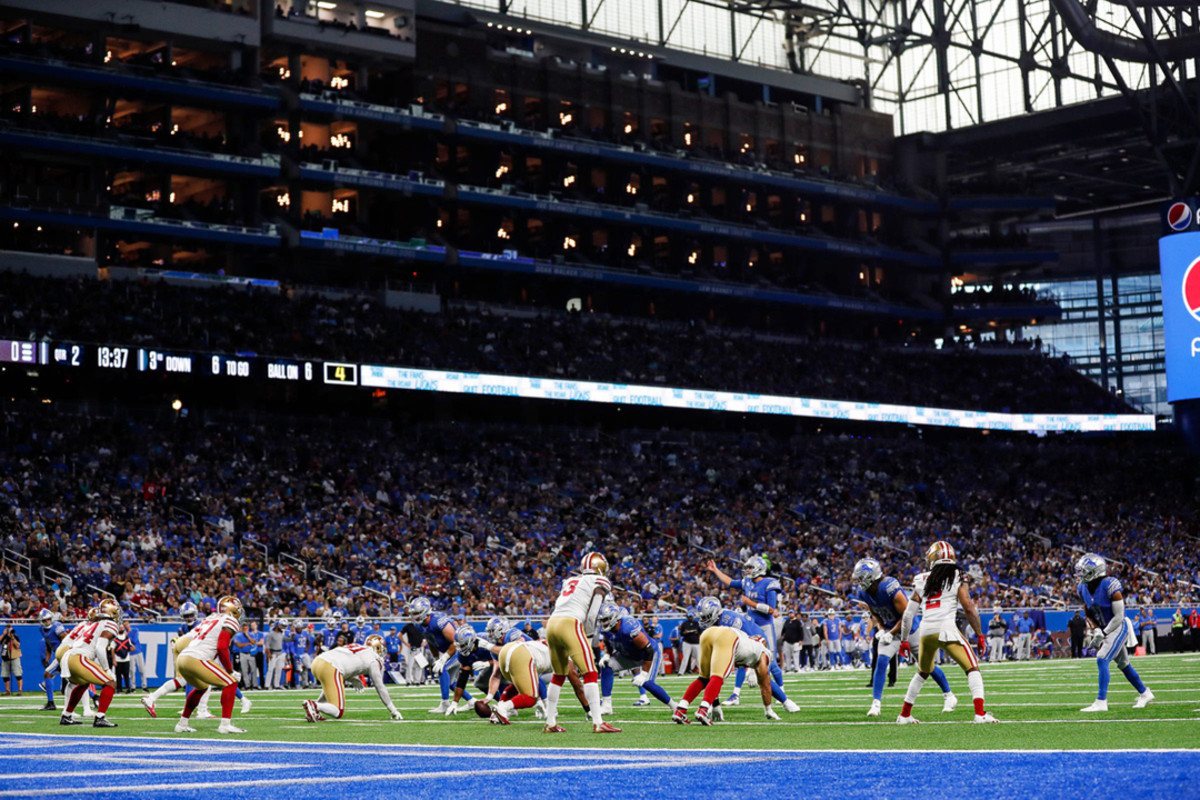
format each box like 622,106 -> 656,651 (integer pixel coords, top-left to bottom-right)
38,608 -> 54,629
852,558 -> 883,589
485,616 -> 511,644
743,556 -> 768,580
180,602 -> 198,623
1075,553 -> 1107,583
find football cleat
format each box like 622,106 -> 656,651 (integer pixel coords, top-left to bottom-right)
600,698 -> 613,715
41,702 -> 56,711
490,702 -> 512,725
92,716 -> 117,728
217,721 -> 246,734
241,696 -> 252,714
1080,700 -> 1109,713
195,708 -> 215,720
1133,690 -> 1155,709
534,699 -> 547,719
694,707 -> 713,726
542,724 -> 567,733
724,694 -> 740,706
896,714 -> 920,725
866,700 -> 882,718
941,693 -> 959,713
59,714 -> 82,726
303,700 -> 319,723
141,697 -> 157,718
783,699 -> 800,713
764,706 -> 781,720
973,712 -> 998,724
174,720 -> 196,733
672,706 -> 690,725
593,721 -> 622,733
632,697 -> 650,707
428,700 -> 449,714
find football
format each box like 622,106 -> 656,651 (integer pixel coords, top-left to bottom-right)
474,700 -> 492,719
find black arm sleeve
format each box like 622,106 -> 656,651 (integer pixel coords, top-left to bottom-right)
455,666 -> 471,689
641,645 -> 656,662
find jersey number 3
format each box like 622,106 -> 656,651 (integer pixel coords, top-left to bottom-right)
560,579 -> 580,597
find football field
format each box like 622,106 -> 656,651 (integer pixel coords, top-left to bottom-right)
1,653 -> 1197,797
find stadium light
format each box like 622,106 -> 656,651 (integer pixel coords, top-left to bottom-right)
171,399 -> 182,412
365,9 -> 385,19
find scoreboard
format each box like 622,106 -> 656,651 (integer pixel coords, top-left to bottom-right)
40,341 -> 321,385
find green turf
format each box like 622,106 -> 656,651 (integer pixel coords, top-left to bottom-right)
2,653 -> 1197,749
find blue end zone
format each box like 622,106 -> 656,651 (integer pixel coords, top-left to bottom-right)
0,733 -> 1194,799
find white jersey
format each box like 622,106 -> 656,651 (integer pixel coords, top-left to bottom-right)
732,629 -> 768,669
179,613 -> 241,661
521,640 -> 554,675
913,570 -> 963,635
550,573 -> 611,622
66,619 -> 119,660
315,644 -> 384,679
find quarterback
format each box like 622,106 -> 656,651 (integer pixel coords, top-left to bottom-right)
1075,553 -> 1154,712
58,600 -> 121,728
303,634 -> 402,722
897,542 -> 995,724
542,551 -> 620,733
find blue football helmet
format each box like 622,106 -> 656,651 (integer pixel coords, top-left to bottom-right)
743,556 -> 768,581
38,608 -> 54,628
696,596 -> 723,628
405,596 -> 432,623
1075,553 -> 1107,583
597,602 -> 624,632
180,602 -> 198,623
852,558 -> 883,589
454,623 -> 479,654
485,616 -> 511,644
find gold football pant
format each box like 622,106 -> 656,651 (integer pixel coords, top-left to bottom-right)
546,615 -> 596,676
698,627 -> 739,680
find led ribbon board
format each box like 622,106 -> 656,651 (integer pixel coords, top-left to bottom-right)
360,365 -> 1155,433
1159,231 -> 1200,403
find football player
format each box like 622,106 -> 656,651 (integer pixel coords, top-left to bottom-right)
698,597 -> 800,712
704,556 -> 782,650
542,551 -> 621,733
404,596 -> 474,713
174,596 -> 247,734
59,600 -> 121,728
896,542 -> 995,724
672,625 -> 779,725
142,604 -> 250,719
488,636 -> 555,725
445,624 -> 502,714
38,609 -> 67,711
302,633 -> 402,722
1075,554 -> 1154,712
50,609 -> 98,718
292,620 -> 315,689
852,557 -> 957,718
466,621 -> 591,721
596,603 -> 674,712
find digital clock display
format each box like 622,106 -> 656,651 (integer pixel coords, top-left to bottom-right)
97,346 -> 130,369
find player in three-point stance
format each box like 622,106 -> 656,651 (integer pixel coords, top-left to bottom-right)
1075,553 -> 1154,712
174,596 -> 247,734
672,626 -> 779,725
695,597 -> 800,713
703,555 -> 780,705
542,551 -> 621,733
59,600 -> 122,728
303,633 -> 402,722
596,603 -> 675,712
852,557 -> 957,718
896,541 -> 996,725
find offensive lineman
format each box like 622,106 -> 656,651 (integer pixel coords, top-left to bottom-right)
542,551 -> 621,733
302,633 -> 402,722
596,603 -> 674,712
896,542 -> 995,724
1075,553 -> 1154,712
851,557 -> 957,717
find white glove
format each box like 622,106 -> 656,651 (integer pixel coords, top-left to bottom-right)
432,653 -> 449,673
764,706 -> 781,720
597,652 -> 611,670
875,631 -> 893,646
1089,629 -> 1106,648
631,672 -> 649,688
444,701 -> 460,716
389,708 -> 403,720
230,670 -> 242,683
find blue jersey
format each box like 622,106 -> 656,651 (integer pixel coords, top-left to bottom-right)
604,617 -> 654,659
42,621 -> 67,653
384,633 -> 402,654
294,632 -> 313,655
322,626 -> 339,649
717,610 -> 766,640
353,625 -> 371,645
854,576 -> 904,628
500,628 -> 533,646
459,642 -> 495,670
177,622 -> 194,638
823,616 -> 842,640
282,631 -> 296,655
736,576 -> 782,629
1080,576 -> 1123,627
423,612 -> 456,654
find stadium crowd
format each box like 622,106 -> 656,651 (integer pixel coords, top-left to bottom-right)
0,402 -> 1193,628
0,272 -> 1126,413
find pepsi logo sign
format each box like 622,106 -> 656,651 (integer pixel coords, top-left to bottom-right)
1168,202 -> 1193,232
1185,255 -> 1200,323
